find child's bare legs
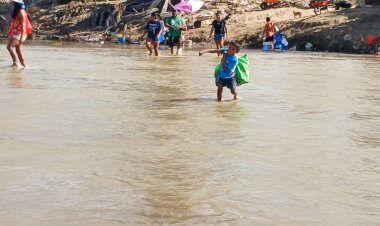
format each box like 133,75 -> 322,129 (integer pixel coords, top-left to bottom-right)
231,88 -> 239,100
16,44 -> 25,67
176,43 -> 181,54
217,86 -> 223,101
146,39 -> 153,55
7,39 -> 19,66
153,41 -> 160,56
215,37 -> 224,56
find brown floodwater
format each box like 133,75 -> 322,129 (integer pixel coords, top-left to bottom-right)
0,42 -> 379,225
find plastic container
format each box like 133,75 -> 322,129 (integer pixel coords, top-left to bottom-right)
263,41 -> 271,51
367,35 -> 378,45
114,34 -> 126,44
118,37 -> 126,44
305,42 -> 314,51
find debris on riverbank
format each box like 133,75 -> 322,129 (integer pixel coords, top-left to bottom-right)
0,0 -> 379,53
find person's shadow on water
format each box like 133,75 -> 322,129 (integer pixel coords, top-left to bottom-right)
8,68 -> 32,89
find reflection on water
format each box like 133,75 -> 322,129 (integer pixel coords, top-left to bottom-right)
7,68 -> 32,89
0,43 -> 379,225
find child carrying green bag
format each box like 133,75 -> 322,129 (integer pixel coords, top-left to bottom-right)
199,42 -> 250,101
214,54 -> 250,86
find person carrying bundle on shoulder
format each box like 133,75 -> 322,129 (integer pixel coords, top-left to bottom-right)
199,41 -> 241,101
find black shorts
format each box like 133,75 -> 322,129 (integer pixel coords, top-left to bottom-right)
265,36 -> 274,42
167,36 -> 181,47
216,77 -> 236,91
147,34 -> 159,43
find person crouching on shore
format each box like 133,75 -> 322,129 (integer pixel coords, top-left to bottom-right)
199,41 -> 241,101
140,12 -> 162,56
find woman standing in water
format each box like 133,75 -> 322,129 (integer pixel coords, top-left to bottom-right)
208,10 -> 228,56
7,0 -> 32,67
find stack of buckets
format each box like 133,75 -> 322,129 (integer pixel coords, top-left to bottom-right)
263,38 -> 271,51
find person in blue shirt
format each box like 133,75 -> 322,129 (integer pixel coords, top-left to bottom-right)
140,12 -> 162,56
199,41 -> 241,101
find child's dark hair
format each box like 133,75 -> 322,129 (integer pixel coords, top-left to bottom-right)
12,2 -> 23,19
229,41 -> 241,53
12,1 -> 31,22
266,17 -> 270,22
151,12 -> 158,17
156,13 -> 163,20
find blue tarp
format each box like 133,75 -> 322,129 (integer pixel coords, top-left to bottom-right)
274,33 -> 288,51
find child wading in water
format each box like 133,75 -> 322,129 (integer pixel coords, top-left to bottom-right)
140,12 -> 162,56
199,41 -> 241,101
7,0 -> 32,67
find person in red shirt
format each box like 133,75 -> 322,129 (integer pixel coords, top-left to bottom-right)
262,17 -> 276,51
7,0 -> 32,67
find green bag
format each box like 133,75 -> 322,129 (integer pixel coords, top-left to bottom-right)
214,54 -> 250,86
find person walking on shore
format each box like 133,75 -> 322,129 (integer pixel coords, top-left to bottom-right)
7,0 -> 32,67
208,10 -> 228,55
140,12 -> 162,56
262,17 -> 276,51
165,9 -> 186,55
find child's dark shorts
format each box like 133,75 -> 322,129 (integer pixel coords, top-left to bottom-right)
265,36 -> 274,42
147,34 -> 159,42
216,77 -> 236,90
167,36 -> 181,47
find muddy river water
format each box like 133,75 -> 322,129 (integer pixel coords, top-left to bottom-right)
0,43 -> 379,225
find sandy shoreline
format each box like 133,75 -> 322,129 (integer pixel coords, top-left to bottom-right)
1,2 -> 379,54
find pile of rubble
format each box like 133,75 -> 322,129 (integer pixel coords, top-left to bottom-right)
0,0 -> 264,42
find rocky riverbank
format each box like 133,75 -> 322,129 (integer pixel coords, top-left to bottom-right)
0,0 -> 379,53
